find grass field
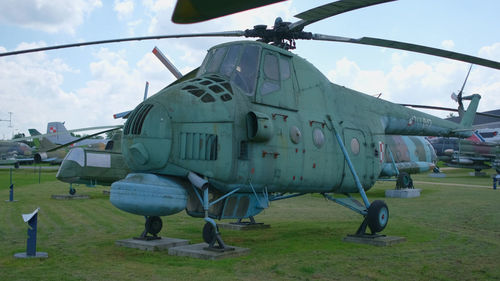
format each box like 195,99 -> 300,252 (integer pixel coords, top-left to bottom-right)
0,167 -> 499,281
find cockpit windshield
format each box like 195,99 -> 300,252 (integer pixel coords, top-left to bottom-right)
198,44 -> 261,96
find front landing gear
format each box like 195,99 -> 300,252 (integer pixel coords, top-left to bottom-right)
202,219 -> 234,252
355,200 -> 389,236
135,216 -> 163,241
69,184 -> 76,195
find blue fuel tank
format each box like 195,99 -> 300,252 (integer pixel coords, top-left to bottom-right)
110,173 -> 188,216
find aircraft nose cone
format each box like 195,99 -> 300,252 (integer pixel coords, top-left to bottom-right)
56,148 -> 84,183
122,102 -> 172,171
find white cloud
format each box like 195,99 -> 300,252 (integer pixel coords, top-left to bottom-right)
478,42 -> 500,60
114,0 -> 135,19
0,0 -> 102,34
326,46 -> 500,118
441,40 -> 455,49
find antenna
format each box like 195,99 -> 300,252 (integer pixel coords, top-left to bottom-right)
0,112 -> 13,128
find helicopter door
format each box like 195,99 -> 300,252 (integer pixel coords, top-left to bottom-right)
341,128 -> 374,191
255,51 -> 297,110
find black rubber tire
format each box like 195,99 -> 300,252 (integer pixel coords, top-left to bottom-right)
69,188 -> 76,195
202,222 -> 216,244
367,200 -> 389,233
396,172 -> 413,189
145,216 -> 163,236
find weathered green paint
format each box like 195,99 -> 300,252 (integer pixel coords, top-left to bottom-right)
119,40 -> 479,200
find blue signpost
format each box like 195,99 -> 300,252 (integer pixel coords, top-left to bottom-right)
6,168 -> 17,202
14,208 -> 48,259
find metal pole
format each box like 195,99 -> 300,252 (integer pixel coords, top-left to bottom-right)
9,168 -> 14,201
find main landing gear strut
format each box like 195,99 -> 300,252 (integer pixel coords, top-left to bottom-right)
188,172 -> 235,252
325,114 -> 390,237
135,216 -> 163,240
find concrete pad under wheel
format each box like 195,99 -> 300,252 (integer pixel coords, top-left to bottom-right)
168,243 -> 250,260
428,173 -> 446,178
385,188 -> 421,198
116,237 -> 189,251
51,194 -> 90,200
343,235 -> 406,246
218,223 -> 270,231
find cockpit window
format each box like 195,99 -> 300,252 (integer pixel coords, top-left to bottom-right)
63,147 -> 85,167
205,47 -> 227,74
198,44 -> 261,96
261,53 -> 280,96
264,54 -> 279,80
280,56 -> 290,80
220,45 -> 241,76
232,45 -> 260,95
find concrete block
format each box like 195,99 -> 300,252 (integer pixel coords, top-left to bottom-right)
51,194 -> 90,200
218,222 -> 270,231
469,171 -> 487,177
428,173 -> 446,178
168,243 -> 250,260
343,235 -> 406,246
116,237 -> 189,251
385,188 -> 421,198
14,252 -> 48,259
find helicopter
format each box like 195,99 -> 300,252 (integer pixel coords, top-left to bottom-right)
2,0 -> 500,250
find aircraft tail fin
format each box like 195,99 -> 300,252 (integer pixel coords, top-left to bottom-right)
46,122 -> 74,144
458,94 -> 481,129
28,129 -> 41,136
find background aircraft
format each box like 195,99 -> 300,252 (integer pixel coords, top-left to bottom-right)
429,130 -> 500,174
0,140 -> 34,167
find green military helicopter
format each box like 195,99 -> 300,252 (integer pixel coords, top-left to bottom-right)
3,0 -> 500,250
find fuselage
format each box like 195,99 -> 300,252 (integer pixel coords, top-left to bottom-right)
120,40 -> 472,195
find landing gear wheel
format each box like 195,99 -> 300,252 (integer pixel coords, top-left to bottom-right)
69,187 -> 76,195
202,222 -> 216,245
367,200 -> 389,234
145,216 -> 163,236
396,172 -> 413,189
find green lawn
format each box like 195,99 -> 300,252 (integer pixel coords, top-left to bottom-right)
0,168 -> 499,280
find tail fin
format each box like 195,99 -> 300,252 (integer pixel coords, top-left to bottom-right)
458,94 -> 481,129
46,122 -> 74,144
28,129 -> 41,136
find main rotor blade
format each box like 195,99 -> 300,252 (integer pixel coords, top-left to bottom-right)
47,127 -> 122,152
458,64 -> 473,95
289,0 -> 395,31
312,34 -> 500,70
172,0 -> 286,23
0,31 -> 245,57
400,104 -> 500,119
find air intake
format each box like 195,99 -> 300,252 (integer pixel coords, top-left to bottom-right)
124,104 -> 153,135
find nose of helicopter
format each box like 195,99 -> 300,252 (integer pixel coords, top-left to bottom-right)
122,101 -> 173,172
56,148 -> 84,183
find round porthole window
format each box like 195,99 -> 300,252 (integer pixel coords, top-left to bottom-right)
290,126 -> 302,144
350,138 -> 360,155
313,128 -> 325,148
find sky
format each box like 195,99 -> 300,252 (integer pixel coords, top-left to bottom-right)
0,0 -> 499,139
